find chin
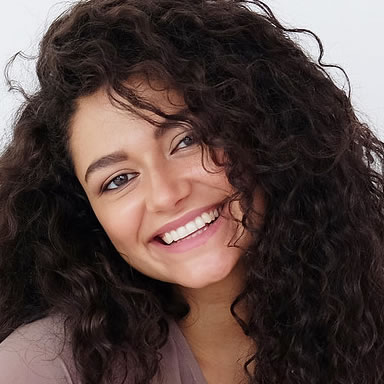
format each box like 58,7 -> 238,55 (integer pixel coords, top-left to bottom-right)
175,257 -> 241,290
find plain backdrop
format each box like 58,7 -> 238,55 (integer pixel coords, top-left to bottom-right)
1,0 -> 383,147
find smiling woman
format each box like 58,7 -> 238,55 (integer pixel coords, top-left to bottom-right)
70,81 -> 256,288
0,1 -> 384,384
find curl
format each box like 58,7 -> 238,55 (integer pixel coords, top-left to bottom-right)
1,1 -> 383,383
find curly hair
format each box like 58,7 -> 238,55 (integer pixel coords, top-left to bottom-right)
1,0 -> 384,383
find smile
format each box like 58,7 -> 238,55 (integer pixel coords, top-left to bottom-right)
151,204 -> 226,254
160,207 -> 221,245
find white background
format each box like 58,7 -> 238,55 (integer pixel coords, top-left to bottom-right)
1,0 -> 383,147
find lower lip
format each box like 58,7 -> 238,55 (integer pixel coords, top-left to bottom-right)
150,213 -> 224,254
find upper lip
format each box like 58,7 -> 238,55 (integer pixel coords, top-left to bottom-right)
150,203 -> 223,240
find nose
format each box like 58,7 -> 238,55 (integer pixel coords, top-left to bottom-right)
145,162 -> 191,213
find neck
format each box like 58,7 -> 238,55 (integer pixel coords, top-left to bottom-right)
175,261 -> 254,371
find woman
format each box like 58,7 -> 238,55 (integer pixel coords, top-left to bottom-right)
0,0 -> 383,383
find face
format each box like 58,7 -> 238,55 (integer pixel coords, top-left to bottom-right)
69,79 -> 265,289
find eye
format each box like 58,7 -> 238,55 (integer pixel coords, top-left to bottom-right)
103,173 -> 138,191
172,133 -> 196,154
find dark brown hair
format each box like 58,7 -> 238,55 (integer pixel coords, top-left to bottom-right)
1,0 -> 384,383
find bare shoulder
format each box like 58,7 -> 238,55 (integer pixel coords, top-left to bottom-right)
0,315 -> 77,384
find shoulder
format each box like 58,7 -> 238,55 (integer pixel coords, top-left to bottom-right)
0,315 -> 201,384
0,315 -> 78,384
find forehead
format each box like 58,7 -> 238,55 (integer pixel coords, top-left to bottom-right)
68,79 -> 187,178
71,77 -> 186,128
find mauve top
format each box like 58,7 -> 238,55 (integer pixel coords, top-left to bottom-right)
0,315 -> 208,383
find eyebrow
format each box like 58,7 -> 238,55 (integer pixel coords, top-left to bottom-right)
84,151 -> 129,183
83,124 -> 171,183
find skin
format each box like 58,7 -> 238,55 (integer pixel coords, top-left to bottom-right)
69,77 -> 265,382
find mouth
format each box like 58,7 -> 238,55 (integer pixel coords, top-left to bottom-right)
153,203 -> 224,246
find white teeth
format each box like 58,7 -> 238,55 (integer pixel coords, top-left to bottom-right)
201,212 -> 212,224
163,232 -> 173,244
160,206 -> 221,245
195,217 -> 205,229
186,221 -> 198,233
170,230 -> 179,241
176,226 -> 187,238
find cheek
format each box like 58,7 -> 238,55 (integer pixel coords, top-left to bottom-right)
92,201 -> 143,251
197,159 -> 233,193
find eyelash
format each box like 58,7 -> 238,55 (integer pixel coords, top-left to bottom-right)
102,133 -> 196,192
